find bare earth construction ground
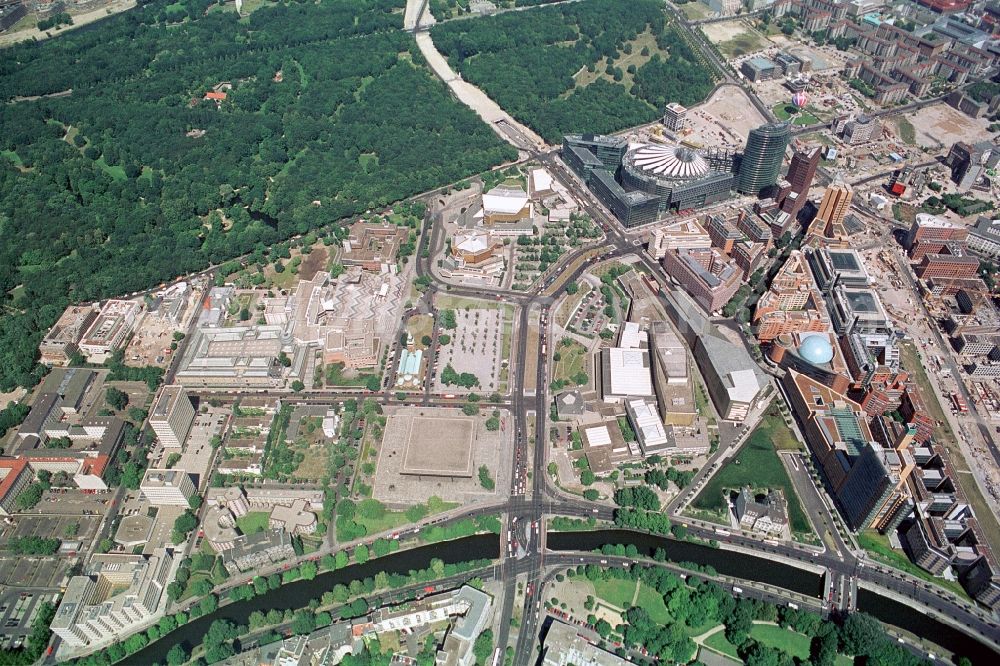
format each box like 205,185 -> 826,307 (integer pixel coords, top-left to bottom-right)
687,85 -> 768,150
906,104 -> 992,150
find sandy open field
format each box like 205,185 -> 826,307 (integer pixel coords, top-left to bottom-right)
906,104 -> 992,150
700,19 -> 754,44
688,85 -> 769,149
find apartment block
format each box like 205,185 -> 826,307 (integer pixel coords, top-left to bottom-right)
646,219 -> 711,260
661,247 -> 741,314
906,214 -> 969,261
706,213 -> 743,255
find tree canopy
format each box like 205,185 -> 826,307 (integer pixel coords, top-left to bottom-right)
430,0 -> 715,142
0,0 -> 514,391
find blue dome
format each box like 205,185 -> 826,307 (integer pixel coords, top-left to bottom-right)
798,335 -> 834,365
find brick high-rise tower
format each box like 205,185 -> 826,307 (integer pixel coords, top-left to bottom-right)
778,147 -> 821,219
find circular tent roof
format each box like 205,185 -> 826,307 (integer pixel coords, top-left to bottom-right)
628,144 -> 710,181
798,334 -> 834,365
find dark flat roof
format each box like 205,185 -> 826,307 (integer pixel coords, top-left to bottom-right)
829,250 -> 862,272
846,290 -> 879,312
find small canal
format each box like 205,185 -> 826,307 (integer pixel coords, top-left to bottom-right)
121,534 -> 500,665
549,530 -> 999,662
122,529 -> 997,664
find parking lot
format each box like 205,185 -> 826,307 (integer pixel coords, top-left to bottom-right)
17,487 -> 111,517
1,513 -> 99,543
0,589 -> 60,646
565,281 -> 611,337
433,300 -> 513,394
0,553 -> 71,589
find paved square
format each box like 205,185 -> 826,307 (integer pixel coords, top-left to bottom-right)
373,406 -> 513,505
402,417 -> 475,477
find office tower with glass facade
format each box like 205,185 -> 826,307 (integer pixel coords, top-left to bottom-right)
737,122 -> 791,196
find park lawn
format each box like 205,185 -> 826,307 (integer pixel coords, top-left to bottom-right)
326,362 -> 378,388
236,511 -> 270,535
406,315 -> 435,349
680,2 -> 712,19
684,619 -> 719,638
702,629 -> 738,658
634,582 -> 671,624
293,444 -> 328,482
592,579 -> 670,623
238,0 -> 279,16
179,571 -> 213,601
355,510 -> 411,535
501,316 -> 513,361
752,624 -> 812,659
435,295 -> 505,311
761,409 -> 802,451
793,111 -> 821,126
572,29 -> 665,92
772,103 -> 821,125
892,116 -> 917,145
356,497 -> 460,535
95,157 -> 126,181
691,421 -> 812,535
702,626 -> 853,666
798,131 -> 833,147
264,255 -> 301,290
715,30 -> 767,59
592,577 -> 638,609
553,339 -> 588,384
555,282 -> 592,327
753,625 -> 854,666
359,152 -> 379,171
693,378 -> 716,425
1,150 -> 24,167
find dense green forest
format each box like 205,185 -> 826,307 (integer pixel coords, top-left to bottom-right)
0,0 -> 515,391
430,0 -> 717,142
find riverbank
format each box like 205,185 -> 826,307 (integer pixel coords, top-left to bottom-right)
549,529 -> 1000,663
116,533 -> 500,666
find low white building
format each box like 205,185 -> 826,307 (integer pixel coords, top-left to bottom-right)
625,399 -> 669,456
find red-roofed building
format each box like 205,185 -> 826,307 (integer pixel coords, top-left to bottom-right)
0,459 -> 32,515
77,455 -> 110,490
915,0 -> 970,13
204,91 -> 227,102
20,454 -> 111,491
900,384 -> 934,444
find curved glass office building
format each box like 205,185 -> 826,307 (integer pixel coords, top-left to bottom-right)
737,122 -> 791,196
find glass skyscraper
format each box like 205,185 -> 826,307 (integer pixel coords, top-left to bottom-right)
737,121 -> 791,196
